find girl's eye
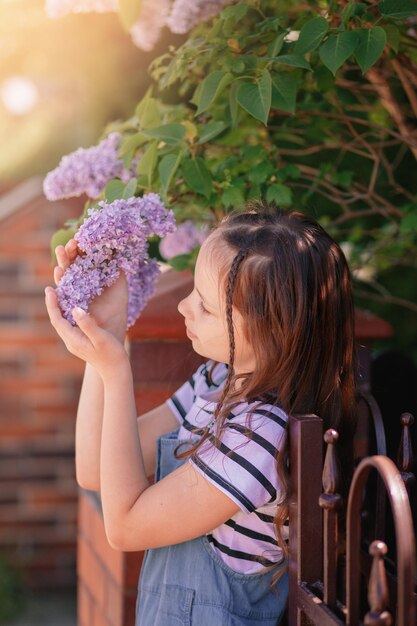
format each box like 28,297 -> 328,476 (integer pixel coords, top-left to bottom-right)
199,301 -> 210,315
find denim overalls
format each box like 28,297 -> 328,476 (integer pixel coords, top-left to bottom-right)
135,430 -> 289,626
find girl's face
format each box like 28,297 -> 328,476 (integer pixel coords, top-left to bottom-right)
177,236 -> 256,374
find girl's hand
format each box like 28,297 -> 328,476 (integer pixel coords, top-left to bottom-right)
54,240 -> 128,342
45,286 -> 128,380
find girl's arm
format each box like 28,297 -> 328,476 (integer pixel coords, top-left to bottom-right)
76,363 -> 177,490
45,291 -> 240,552
54,241 -> 178,491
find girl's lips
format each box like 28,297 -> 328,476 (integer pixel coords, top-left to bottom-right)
186,326 -> 197,339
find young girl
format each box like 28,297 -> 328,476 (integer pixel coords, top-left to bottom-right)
45,203 -> 356,626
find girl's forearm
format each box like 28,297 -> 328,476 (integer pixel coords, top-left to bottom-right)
75,326 -> 127,490
75,363 -> 104,490
100,359 -> 150,546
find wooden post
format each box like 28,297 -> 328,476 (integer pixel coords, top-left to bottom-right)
364,540 -> 392,626
288,414 -> 323,626
319,429 -> 342,610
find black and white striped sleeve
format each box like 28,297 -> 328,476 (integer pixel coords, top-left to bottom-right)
190,406 -> 288,513
165,361 -> 207,424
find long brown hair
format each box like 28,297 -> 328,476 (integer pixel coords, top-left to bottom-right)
177,201 -> 357,564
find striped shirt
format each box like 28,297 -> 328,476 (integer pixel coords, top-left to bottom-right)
166,360 -> 289,574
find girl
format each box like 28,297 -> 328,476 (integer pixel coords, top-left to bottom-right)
45,203 -> 356,626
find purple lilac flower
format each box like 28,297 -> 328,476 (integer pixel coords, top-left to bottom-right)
130,0 -> 170,51
43,132 -> 137,201
56,194 -> 176,327
167,0 -> 237,34
45,0 -> 118,18
159,220 -> 209,259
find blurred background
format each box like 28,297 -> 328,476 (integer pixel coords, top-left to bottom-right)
0,2 -> 416,625
0,2 -> 182,624
0,0 -> 160,186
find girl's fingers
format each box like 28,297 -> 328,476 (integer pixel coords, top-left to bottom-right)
45,287 -> 94,352
54,240 -> 78,284
55,239 -> 78,271
45,287 -> 74,337
55,245 -> 70,272
71,307 -> 103,346
65,238 -> 78,263
54,266 -> 63,285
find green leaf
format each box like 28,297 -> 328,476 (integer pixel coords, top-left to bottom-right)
267,32 -> 286,58
271,73 -> 297,114
104,179 -> 126,202
143,123 -> 186,145
197,122 -> 228,144
379,0 -> 417,18
294,16 -> 329,54
247,184 -> 262,200
236,69 -> 272,125
400,211 -> 417,233
168,253 -> 194,272
226,57 -> 246,74
277,164 -> 301,181
50,228 -> 76,262
319,31 -> 358,76
354,27 -> 386,74
136,141 -> 158,186
158,153 -> 182,196
382,24 -> 400,52
196,71 -> 233,115
221,186 -> 245,209
222,3 -> 249,22
313,65 -> 335,90
248,162 -> 275,184
341,0 -> 355,24
119,0 -> 142,31
135,97 -> 161,130
229,81 -> 239,129
119,132 -> 147,157
266,183 -> 293,207
272,54 -> 312,70
182,158 -> 213,199
122,177 -> 138,199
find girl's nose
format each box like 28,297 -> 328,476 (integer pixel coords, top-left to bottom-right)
177,292 -> 192,318
177,295 -> 190,318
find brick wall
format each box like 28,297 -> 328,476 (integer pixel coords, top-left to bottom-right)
77,269 -> 203,626
0,180 -> 85,588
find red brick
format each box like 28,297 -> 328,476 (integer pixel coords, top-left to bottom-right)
106,580 -> 124,626
130,340 -> 203,384
78,582 -> 94,626
77,538 -> 107,609
123,592 -> 138,626
90,503 -> 125,586
92,601 -> 112,626
125,552 -> 143,589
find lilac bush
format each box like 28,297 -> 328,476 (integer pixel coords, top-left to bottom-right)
43,132 -> 136,201
56,194 -> 176,327
159,220 -> 209,259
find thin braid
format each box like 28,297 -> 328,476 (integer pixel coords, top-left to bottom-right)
174,248 -> 248,459
211,249 -> 248,423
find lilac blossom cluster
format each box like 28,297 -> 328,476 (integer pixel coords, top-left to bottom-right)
167,0 -> 236,34
45,0 -> 238,49
43,132 -> 137,201
159,220 -> 209,259
56,194 -> 176,328
130,0 -> 171,51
